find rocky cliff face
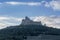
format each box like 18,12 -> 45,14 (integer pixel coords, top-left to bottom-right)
21,16 -> 42,25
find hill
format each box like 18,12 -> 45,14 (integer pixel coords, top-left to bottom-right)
0,16 -> 60,40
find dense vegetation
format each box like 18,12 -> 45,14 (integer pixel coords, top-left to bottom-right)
0,24 -> 60,40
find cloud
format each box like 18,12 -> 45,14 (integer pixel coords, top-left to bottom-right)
5,2 -> 21,5
0,16 -> 23,29
5,2 -> 41,6
44,0 -> 60,10
50,0 -> 60,10
32,15 -> 60,28
0,0 -> 60,10
0,16 -> 60,29
4,1 -> 60,10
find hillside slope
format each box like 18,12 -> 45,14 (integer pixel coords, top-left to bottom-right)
0,24 -> 60,40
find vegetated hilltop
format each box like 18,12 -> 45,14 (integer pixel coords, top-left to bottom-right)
0,16 -> 60,40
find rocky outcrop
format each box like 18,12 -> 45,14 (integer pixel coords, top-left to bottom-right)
21,16 -> 42,25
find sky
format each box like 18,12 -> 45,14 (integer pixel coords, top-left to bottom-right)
0,0 -> 60,29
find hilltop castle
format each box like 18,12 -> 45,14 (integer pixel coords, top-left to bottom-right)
21,16 -> 42,25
